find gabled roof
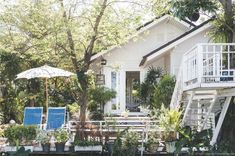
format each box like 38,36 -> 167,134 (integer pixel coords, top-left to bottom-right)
139,18 -> 213,66
136,13 -> 196,31
91,14 -> 193,62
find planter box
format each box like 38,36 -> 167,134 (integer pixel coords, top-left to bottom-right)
24,146 -> 34,152
74,145 -> 102,151
4,146 -> 33,152
4,146 -> 17,152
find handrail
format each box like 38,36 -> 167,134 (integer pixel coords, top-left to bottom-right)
170,60 -> 184,109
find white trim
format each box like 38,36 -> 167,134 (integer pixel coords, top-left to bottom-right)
143,24 -> 212,67
91,15 -> 191,61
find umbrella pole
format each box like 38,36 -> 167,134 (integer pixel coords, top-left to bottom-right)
45,78 -> 48,114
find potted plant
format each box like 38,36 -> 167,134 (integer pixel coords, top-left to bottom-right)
122,130 -> 139,156
73,139 -> 102,151
35,129 -> 51,152
144,132 -> 159,153
54,129 -> 69,152
175,126 -> 212,155
4,125 -> 37,152
158,105 -> 181,153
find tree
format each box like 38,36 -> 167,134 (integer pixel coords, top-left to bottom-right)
171,0 -> 234,43
0,0 -> 148,136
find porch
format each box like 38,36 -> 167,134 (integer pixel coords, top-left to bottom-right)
183,43 -> 235,91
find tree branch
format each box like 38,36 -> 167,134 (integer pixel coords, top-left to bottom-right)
60,0 -> 79,70
85,0 -> 108,69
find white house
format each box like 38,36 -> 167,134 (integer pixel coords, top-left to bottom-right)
91,14 -> 211,114
90,14 -> 235,145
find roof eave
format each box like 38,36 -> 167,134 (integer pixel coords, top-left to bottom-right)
139,21 -> 212,67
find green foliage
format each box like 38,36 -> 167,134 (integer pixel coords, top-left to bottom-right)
112,129 -> 140,156
0,0 -> 151,126
88,86 -> 116,120
74,139 -> 101,146
144,132 -> 159,152
0,129 -> 4,138
159,106 -> 181,132
89,87 -> 116,108
175,126 -> 212,154
112,131 -> 123,156
155,105 -> 181,141
153,74 -> 175,108
139,66 -> 163,108
0,50 -> 24,81
208,15 -> 230,43
90,111 -> 104,121
54,129 -> 69,143
4,125 -> 37,146
67,103 -> 80,118
122,130 -> 140,156
171,0 -> 217,20
0,86 -> 27,123
35,129 -> 51,144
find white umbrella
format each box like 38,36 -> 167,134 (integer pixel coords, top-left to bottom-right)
16,65 -> 75,113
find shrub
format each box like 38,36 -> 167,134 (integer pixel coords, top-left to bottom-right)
4,125 -> 37,146
89,87 -> 116,112
139,66 -> 163,108
54,129 -> 69,143
35,129 -> 51,144
74,139 -> 101,146
122,130 -> 140,156
153,74 -> 175,108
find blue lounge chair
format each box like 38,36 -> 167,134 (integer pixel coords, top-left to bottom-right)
23,107 -> 43,126
46,107 -> 66,130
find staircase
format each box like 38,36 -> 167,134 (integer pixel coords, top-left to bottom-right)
171,43 -> 235,145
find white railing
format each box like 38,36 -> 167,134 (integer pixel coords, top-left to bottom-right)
170,61 -> 184,109
68,119 -> 161,133
183,43 -> 235,89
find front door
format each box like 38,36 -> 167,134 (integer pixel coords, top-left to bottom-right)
126,71 -> 140,112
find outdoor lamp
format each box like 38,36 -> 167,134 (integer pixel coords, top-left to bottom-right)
101,58 -> 107,65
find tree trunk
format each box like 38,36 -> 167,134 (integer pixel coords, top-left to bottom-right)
221,0 -> 234,42
60,0 -> 108,140
217,1 -> 235,151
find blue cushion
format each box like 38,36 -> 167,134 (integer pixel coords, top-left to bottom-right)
46,107 -> 66,130
23,107 -> 43,126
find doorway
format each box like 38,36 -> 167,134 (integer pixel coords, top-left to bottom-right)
126,71 -> 140,112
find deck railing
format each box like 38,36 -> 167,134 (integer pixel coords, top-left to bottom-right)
183,43 -> 235,90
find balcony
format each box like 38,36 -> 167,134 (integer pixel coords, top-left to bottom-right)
183,43 -> 235,91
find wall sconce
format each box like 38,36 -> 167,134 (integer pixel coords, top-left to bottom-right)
101,58 -> 107,65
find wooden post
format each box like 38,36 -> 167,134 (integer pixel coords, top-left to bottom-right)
45,78 -> 48,115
